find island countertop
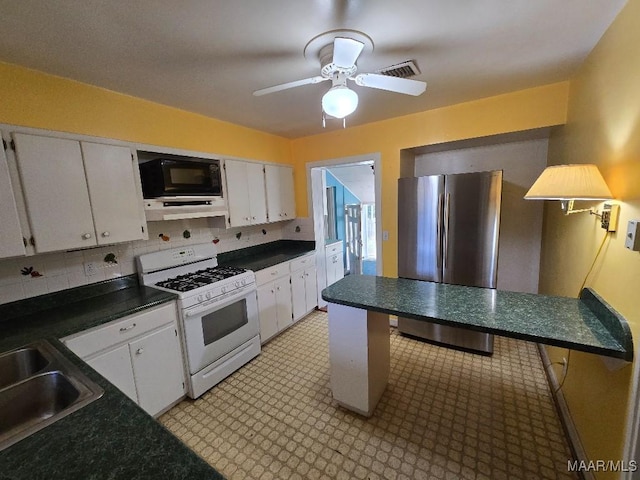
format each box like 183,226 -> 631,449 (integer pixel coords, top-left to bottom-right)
321,275 -> 632,361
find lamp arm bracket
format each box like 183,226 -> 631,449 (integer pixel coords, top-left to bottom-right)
561,199 -> 599,216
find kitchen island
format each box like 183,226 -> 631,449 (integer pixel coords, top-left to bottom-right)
322,275 -> 632,416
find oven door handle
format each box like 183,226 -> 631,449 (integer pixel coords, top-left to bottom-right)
183,288 -> 255,318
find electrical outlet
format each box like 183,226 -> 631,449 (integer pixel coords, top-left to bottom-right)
601,203 -> 620,232
84,262 -> 98,276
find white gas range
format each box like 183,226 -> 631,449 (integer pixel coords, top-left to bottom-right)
137,243 -> 260,398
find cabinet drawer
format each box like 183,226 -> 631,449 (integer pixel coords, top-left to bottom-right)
255,263 -> 290,286
63,302 -> 177,358
325,242 -> 343,255
290,252 -> 316,272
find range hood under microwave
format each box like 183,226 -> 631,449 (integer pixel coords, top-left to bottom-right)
143,196 -> 228,222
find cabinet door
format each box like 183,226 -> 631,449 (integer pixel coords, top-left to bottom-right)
257,283 -> 278,343
304,267 -> 318,312
275,275 -> 293,330
13,133 -> 96,252
279,166 -> 296,219
265,165 -> 282,221
246,162 -> 267,224
81,142 -> 145,244
224,160 -> 252,227
86,344 -> 138,403
0,145 -> 26,258
129,325 -> 185,416
291,269 -> 307,321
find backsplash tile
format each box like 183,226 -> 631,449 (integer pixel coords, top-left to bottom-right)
0,217 -> 308,305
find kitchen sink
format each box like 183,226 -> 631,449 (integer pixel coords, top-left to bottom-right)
0,340 -> 103,451
0,347 -> 50,389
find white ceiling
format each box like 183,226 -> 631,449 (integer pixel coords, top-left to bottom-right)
327,163 -> 375,204
0,1 -> 627,139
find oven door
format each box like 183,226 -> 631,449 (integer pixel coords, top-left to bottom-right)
181,287 -> 259,375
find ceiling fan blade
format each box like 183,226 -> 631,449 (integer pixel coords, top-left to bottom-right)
253,76 -> 328,96
332,37 -> 365,69
354,73 -> 427,96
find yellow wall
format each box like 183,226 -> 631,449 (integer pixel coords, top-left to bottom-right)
540,0 -> 640,476
291,82 -> 569,276
0,62 -> 292,164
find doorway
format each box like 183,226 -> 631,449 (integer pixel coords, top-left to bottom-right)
306,153 -> 382,307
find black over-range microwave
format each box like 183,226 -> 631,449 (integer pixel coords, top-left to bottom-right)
139,156 -> 222,198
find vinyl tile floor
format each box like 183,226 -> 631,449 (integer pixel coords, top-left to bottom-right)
160,310 -> 577,480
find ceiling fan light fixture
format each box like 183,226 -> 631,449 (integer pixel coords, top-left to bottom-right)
322,85 -> 358,119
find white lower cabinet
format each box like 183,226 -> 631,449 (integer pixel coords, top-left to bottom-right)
86,343 -> 138,403
291,253 -> 318,322
326,242 -> 345,287
62,302 -> 185,417
257,273 -> 293,344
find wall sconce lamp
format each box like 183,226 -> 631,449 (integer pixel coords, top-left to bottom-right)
524,164 -> 613,215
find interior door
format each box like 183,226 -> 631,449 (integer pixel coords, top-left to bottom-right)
442,170 -> 502,288
345,204 -> 363,275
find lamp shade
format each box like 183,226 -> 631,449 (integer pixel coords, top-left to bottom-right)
524,164 -> 613,200
322,85 -> 358,119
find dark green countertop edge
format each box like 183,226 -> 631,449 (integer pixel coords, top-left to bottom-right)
0,276 -> 222,480
321,276 -> 633,361
217,239 -> 315,271
580,288 -> 634,359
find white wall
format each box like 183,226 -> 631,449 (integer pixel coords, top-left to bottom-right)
414,137 -> 548,293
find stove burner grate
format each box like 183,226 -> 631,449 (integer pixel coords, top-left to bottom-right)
155,266 -> 248,292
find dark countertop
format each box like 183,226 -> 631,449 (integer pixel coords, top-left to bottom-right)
0,276 -> 222,480
321,276 -> 633,361
217,239 -> 315,271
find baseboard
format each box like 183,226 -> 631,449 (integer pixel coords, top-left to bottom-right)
537,344 -> 592,480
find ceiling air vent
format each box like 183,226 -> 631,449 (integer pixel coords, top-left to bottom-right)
376,60 -> 421,78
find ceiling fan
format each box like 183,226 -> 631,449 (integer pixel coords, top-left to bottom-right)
253,30 -> 427,124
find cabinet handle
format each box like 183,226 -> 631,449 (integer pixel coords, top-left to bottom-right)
277,286 -> 280,291
119,323 -> 136,332
284,213 -> 288,217
82,233 -> 92,240
271,289 -> 274,293
102,231 -> 110,238
252,216 -> 256,220
135,348 -> 144,355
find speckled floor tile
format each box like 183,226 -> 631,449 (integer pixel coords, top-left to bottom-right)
160,310 -> 577,479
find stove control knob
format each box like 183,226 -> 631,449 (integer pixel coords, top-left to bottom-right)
241,279 -> 246,285
205,292 -> 212,299
197,295 -> 204,302
235,281 -> 240,287
221,287 -> 227,294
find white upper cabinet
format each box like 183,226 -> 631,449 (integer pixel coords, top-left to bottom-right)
81,142 -> 146,244
12,133 -> 146,253
0,143 -> 26,258
224,159 -> 267,227
265,165 -> 295,222
14,133 -> 97,253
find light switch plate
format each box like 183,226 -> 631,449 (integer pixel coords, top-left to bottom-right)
625,220 -> 640,251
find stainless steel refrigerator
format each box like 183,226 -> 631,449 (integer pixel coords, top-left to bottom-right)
397,170 -> 502,354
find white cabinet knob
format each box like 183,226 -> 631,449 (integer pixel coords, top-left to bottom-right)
82,233 -> 92,240
136,348 -> 144,355
102,231 -> 110,238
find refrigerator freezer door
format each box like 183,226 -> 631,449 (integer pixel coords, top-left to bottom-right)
442,171 -> 502,288
397,175 -> 445,282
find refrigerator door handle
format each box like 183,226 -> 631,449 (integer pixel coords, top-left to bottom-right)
443,192 -> 451,270
436,193 -> 444,271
